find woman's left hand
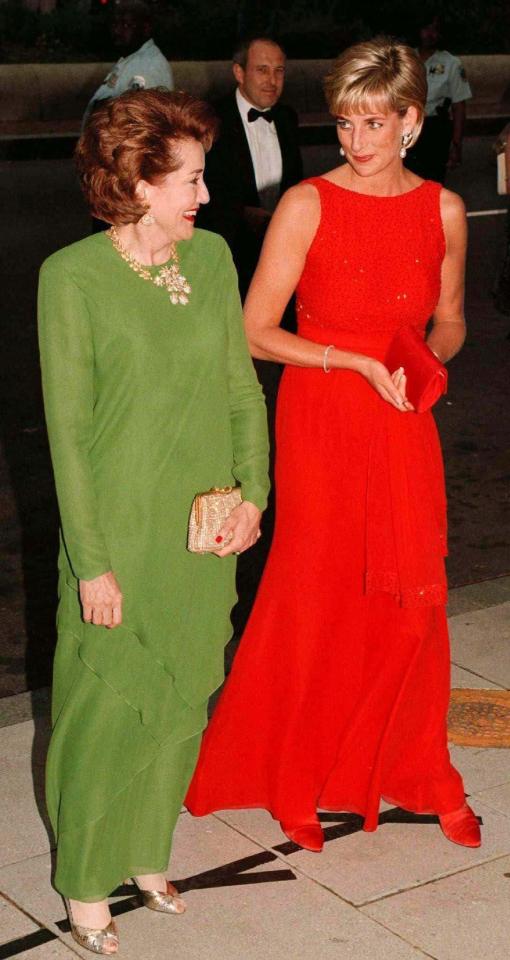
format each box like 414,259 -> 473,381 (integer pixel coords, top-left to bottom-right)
213,500 -> 262,557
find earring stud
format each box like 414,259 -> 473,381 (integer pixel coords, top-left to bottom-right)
339,146 -> 345,157
141,212 -> 155,226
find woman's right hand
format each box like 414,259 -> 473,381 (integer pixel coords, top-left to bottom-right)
359,358 -> 412,411
79,572 -> 123,629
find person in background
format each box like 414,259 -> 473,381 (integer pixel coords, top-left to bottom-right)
404,11 -> 471,184
494,125 -> 510,316
198,35 -> 303,609
82,0 -> 174,128
197,36 -> 303,301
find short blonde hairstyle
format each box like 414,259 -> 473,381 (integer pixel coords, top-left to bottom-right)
324,36 -> 426,142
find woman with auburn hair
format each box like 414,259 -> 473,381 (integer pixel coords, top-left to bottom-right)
38,88 -> 269,954
187,37 -> 480,853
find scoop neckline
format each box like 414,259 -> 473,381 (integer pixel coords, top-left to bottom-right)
317,177 -> 428,200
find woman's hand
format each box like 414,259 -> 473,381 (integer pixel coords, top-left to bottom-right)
390,366 -> 415,412
79,571 -> 123,628
360,358 -> 413,411
213,501 -> 262,558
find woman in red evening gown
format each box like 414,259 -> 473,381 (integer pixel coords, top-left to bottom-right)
186,37 -> 481,852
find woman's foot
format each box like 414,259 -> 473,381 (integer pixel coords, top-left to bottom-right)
66,899 -> 119,955
280,820 -> 324,852
439,803 -> 481,848
132,872 -> 167,893
133,874 -> 186,914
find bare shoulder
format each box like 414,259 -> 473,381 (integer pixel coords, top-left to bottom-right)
276,181 -> 321,217
439,187 -> 466,226
271,181 -> 321,243
439,188 -> 467,254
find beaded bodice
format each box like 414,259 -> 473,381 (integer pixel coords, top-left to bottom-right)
297,178 -> 445,340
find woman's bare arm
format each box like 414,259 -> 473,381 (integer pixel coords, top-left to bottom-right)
244,183 -> 408,409
244,183 -> 328,366
427,189 -> 467,362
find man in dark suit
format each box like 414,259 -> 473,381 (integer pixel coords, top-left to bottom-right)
197,39 -> 302,641
197,36 -> 303,300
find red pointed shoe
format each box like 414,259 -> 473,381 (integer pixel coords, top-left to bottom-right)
281,820 -> 324,852
439,803 -> 481,848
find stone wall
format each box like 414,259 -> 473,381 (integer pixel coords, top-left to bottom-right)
1,55 -> 509,138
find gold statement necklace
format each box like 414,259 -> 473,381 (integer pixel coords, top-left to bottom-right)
107,226 -> 191,305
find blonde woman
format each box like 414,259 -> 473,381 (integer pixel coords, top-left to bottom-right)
186,37 -> 480,853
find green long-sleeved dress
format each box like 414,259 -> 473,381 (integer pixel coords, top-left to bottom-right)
38,228 -> 269,901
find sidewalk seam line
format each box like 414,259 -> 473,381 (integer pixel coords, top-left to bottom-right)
357,850 -> 510,907
211,812 -> 357,905
0,890 -> 81,958
450,660 -> 509,690
211,814 -> 439,958
356,913 -> 440,959
0,849 -> 55,871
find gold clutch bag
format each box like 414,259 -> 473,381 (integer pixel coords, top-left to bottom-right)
187,486 -> 242,553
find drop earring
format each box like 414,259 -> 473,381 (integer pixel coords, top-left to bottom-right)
339,146 -> 345,157
139,189 -> 155,225
399,131 -> 413,159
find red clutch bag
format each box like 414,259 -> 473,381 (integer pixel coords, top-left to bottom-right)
385,326 -> 448,413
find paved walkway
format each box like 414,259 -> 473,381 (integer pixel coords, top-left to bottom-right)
1,577 -> 509,960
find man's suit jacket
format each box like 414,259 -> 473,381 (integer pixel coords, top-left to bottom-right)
197,92 -> 303,298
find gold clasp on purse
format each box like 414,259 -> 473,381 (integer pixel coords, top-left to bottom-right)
193,486 -> 235,527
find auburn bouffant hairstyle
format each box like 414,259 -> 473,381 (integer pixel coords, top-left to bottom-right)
75,88 -> 218,224
324,37 -> 426,145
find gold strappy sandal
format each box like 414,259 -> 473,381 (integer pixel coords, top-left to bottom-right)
65,900 -> 119,955
131,878 -> 186,914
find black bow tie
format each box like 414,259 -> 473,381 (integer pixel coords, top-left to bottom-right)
247,107 -> 274,123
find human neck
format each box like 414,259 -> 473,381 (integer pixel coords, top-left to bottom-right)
342,161 -> 415,197
237,87 -> 270,111
113,222 -> 176,265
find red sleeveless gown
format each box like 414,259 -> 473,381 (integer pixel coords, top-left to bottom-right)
186,178 -> 466,830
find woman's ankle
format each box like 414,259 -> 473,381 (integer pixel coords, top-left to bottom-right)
133,873 -> 166,893
68,898 -> 111,929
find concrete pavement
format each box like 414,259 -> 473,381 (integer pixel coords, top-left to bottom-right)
0,577 -> 509,960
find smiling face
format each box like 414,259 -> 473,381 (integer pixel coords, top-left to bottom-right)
336,104 -> 418,178
138,138 -> 209,242
233,40 -> 286,110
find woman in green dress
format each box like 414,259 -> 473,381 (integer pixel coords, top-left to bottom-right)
38,88 -> 269,954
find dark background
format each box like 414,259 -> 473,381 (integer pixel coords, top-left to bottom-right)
1,0 -> 510,63
0,135 -> 509,700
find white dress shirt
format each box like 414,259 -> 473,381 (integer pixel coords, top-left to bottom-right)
236,88 -> 283,213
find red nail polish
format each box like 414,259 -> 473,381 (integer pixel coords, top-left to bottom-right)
215,535 -> 223,543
